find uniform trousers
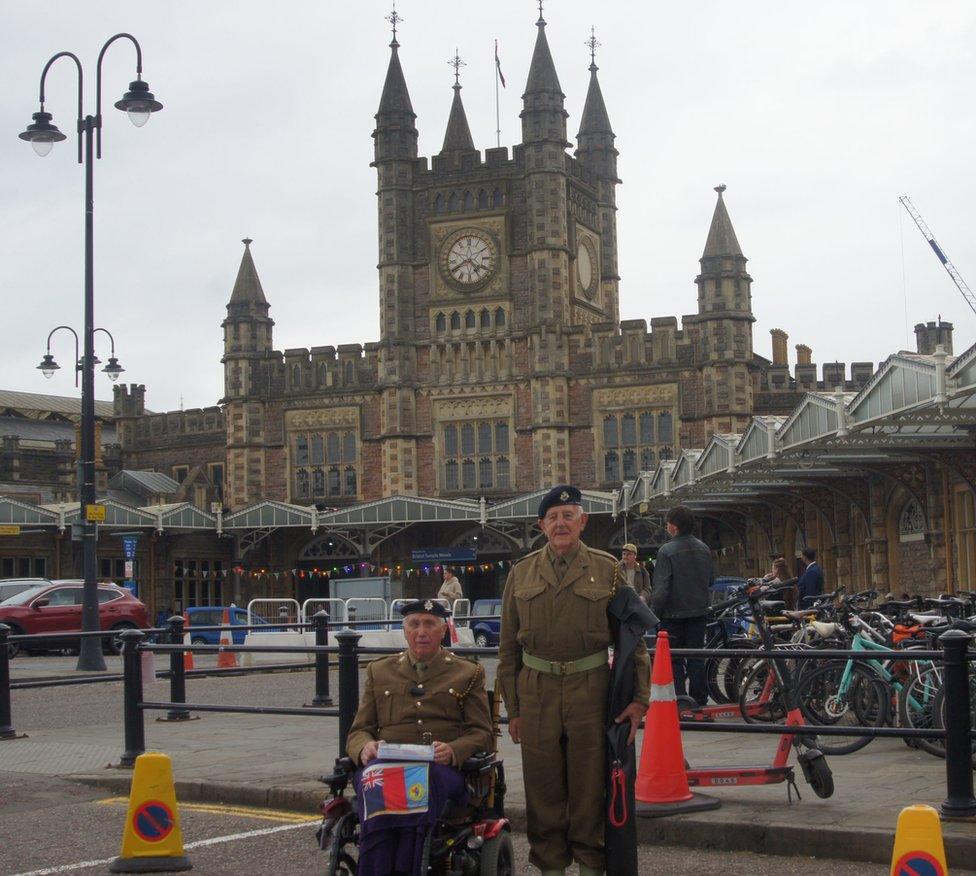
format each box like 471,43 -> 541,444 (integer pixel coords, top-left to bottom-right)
517,663 -> 609,872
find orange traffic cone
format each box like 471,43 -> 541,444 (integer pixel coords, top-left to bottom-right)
635,631 -> 720,816
216,608 -> 238,669
182,612 -> 194,671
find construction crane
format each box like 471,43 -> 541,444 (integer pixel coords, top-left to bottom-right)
899,195 -> 976,317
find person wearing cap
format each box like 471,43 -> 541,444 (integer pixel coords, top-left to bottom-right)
346,599 -> 492,768
617,543 -> 652,604
498,485 -> 651,876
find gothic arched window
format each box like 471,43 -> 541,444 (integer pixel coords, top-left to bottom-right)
344,361 -> 354,384
491,187 -> 504,208
480,309 -> 491,329
494,307 -> 506,327
445,459 -> 459,491
311,435 -> 324,465
435,312 -> 446,332
462,458 -> 476,490
461,423 -> 475,455
292,364 -> 302,389
312,468 -> 325,496
444,424 -> 458,456
327,433 -> 341,464
296,436 -> 309,466
344,466 -> 357,495
317,362 -> 327,386
433,193 -> 444,213
621,414 -> 637,446
477,189 -> 488,209
641,448 -> 656,471
463,190 -> 474,211
328,467 -> 341,496
478,422 -> 492,453
448,192 -> 458,212
658,411 -> 674,444
603,416 -> 618,449
479,457 -> 493,488
496,456 -> 510,489
899,499 -> 925,542
623,449 -> 637,479
343,431 -> 356,463
296,468 -> 309,498
450,311 -> 461,330
495,422 -> 509,452
604,451 -> 618,483
640,412 -> 655,444
465,310 -> 476,329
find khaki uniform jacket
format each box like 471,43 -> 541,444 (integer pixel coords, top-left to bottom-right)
498,542 -> 651,719
618,561 -> 652,603
345,648 -> 493,766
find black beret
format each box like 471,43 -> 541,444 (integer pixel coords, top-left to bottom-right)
399,599 -> 450,619
537,484 -> 582,519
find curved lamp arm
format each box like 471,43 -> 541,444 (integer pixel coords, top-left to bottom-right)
95,32 -> 143,158
38,52 -> 84,164
92,326 -> 117,356
43,325 -> 81,386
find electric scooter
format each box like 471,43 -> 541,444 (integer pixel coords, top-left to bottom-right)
675,581 -> 835,799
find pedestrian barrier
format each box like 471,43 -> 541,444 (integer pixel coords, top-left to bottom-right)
635,631 -> 720,815
889,804 -> 948,876
301,598 -> 347,625
247,597 -> 300,628
110,751 -> 191,873
345,597 -> 387,630
453,598 -> 471,627
1,617 -> 972,821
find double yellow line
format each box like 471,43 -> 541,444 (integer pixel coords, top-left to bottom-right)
96,797 -> 317,824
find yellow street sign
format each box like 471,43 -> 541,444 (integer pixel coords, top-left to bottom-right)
85,504 -> 106,523
0,525 -> 21,536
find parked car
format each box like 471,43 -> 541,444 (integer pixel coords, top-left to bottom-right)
470,598 -> 502,648
0,580 -> 149,657
0,578 -> 51,604
184,606 -> 272,645
710,576 -> 749,604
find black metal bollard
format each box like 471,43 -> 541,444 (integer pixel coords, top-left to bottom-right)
336,628 -> 362,758
307,609 -> 333,707
119,629 -> 147,768
163,614 -> 192,722
0,624 -> 22,740
939,629 -> 976,818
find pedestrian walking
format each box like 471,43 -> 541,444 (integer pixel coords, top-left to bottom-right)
437,566 -> 463,605
498,485 -> 651,875
617,542 -> 651,603
649,505 -> 714,707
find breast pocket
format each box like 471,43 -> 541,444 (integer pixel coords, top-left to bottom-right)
514,584 -> 547,650
573,586 -> 611,650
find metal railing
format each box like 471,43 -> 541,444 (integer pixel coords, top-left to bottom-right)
1,621 -> 973,819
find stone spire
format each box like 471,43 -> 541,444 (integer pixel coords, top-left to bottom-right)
228,238 -> 268,311
702,184 -> 744,259
373,5 -> 418,163
441,49 -> 474,153
376,39 -> 415,120
577,29 -> 612,137
524,10 -> 563,97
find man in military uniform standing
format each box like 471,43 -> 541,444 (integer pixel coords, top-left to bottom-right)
498,486 -> 651,875
346,600 -> 493,767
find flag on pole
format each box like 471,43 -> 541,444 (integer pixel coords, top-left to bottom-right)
495,39 -> 506,87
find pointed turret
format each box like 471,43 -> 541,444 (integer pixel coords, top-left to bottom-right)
441,51 -> 474,153
702,185 -> 744,259
578,59 -> 612,137
228,238 -> 268,310
373,28 -> 418,163
520,11 -> 568,146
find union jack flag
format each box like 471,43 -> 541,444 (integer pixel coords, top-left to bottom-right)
361,768 -> 384,792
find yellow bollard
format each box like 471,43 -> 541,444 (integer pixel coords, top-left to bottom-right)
110,752 -> 192,873
890,804 -> 948,876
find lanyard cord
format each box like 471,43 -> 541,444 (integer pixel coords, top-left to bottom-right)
608,760 -> 628,827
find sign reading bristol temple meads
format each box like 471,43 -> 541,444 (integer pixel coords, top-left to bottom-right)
7,10 -> 968,613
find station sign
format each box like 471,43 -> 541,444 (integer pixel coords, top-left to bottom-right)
0,525 -> 21,536
85,504 -> 106,523
410,548 -> 477,563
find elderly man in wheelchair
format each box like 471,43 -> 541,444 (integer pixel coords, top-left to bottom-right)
319,599 -> 512,875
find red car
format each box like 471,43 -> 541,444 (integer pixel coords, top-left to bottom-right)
0,579 -> 149,658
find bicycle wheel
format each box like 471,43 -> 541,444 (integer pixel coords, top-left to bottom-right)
795,662 -> 889,755
737,659 -> 787,723
706,639 -> 760,705
897,663 -> 945,758
931,673 -> 976,763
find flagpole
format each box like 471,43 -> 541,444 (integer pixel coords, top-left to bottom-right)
495,39 -> 501,148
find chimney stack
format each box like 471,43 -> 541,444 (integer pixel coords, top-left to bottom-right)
795,344 -> 812,365
770,328 -> 788,365
914,319 -> 954,355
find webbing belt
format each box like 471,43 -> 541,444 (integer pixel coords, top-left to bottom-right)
522,649 -> 607,676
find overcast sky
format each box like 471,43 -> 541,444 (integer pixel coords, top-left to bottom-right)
2,1 -> 975,413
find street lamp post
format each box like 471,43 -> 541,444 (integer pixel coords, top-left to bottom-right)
20,34 -> 162,672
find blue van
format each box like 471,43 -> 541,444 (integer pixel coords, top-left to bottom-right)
185,606 -> 272,645
471,598 -> 502,648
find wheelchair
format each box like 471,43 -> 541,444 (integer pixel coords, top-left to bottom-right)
317,751 -> 512,875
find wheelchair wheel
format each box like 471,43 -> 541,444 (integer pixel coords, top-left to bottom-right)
327,811 -> 359,875
479,830 -> 514,876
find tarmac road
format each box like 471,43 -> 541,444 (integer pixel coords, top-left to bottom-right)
1,773 -> 899,875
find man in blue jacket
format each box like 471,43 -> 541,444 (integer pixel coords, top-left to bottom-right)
650,505 -> 714,706
797,547 -> 825,607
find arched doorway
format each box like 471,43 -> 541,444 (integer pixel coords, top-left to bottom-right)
297,533 -> 361,601
450,527 -> 516,602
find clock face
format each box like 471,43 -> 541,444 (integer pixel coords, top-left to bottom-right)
577,238 -> 598,299
440,228 -> 497,292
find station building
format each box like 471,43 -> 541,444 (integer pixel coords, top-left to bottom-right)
2,13 -> 973,616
